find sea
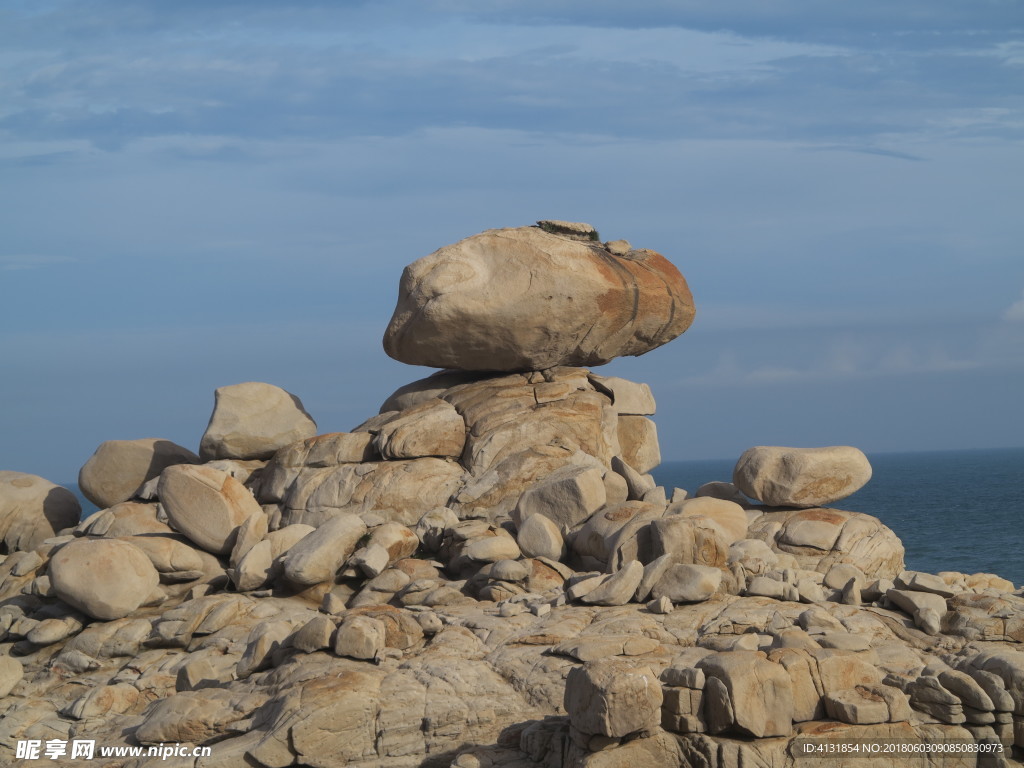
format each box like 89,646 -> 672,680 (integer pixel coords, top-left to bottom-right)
67,446 -> 1024,587
653,447 -> 1024,588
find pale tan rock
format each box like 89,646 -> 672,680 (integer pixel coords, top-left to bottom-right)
651,564 -> 722,603
564,659 -> 663,737
733,445 -> 872,507
200,382 -> 317,461
334,615 -> 387,660
0,655 -> 23,697
512,463 -> 606,533
366,522 -> 419,564
825,686 -> 890,724
375,398 -> 466,460
415,507 -> 459,553
49,538 -> 160,620
673,496 -> 749,542
282,513 -> 367,586
229,509 -> 269,568
617,416 -> 661,475
118,533 -> 210,580
887,588 -> 948,635
293,614 -> 337,653
650,513 -> 732,569
277,458 -> 464,528
516,512 -> 565,561
135,688 -> 266,745
697,651 -> 795,737
78,438 -> 199,509
581,561 -> 645,607
78,501 -> 171,538
747,506 -> 905,580
158,465 -> 261,554
587,375 -> 656,415
0,471 -> 80,552
379,370 -> 487,412
464,530 -> 521,563
384,224 -> 695,371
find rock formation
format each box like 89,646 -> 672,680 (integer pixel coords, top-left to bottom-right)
0,222 -> 1021,767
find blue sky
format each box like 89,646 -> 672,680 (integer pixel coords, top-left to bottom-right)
1,1 -> 1022,484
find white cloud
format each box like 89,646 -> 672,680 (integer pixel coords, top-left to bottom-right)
1004,290 -> 1024,322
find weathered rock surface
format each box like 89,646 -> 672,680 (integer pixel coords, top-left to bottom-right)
49,538 -> 159,620
158,464 -> 262,554
78,438 -> 199,509
383,223 -> 695,371
733,445 -> 872,507
0,471 -> 80,552
200,382 -> 317,461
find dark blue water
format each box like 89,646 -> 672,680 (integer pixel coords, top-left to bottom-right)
653,447 -> 1024,588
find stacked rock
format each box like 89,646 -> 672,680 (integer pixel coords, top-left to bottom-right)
0,222 -> 1022,767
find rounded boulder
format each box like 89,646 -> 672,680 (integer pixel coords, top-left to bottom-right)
0,471 -> 81,553
78,438 -> 200,509
50,538 -> 159,620
158,465 -> 262,554
733,446 -> 872,508
383,222 -> 695,371
199,382 -> 317,461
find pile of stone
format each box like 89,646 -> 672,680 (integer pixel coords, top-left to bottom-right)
0,222 -> 1022,768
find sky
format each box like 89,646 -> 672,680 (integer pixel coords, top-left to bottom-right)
1,0 -> 1022,486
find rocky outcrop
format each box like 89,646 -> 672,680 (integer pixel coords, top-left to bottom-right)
0,223 -> 1020,768
383,222 -> 695,371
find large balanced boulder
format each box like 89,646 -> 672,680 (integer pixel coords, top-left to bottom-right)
733,446 -> 872,507
0,471 -> 81,552
383,222 -> 695,371
78,438 -> 200,509
49,538 -> 159,620
158,465 -> 263,554
200,382 -> 317,461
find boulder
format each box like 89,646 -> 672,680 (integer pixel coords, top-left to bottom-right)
374,399 -> 466,459
158,465 -> 262,555
733,445 -> 872,507
697,651 -> 795,738
515,512 -> 566,561
282,513 -> 367,586
564,659 -> 663,737
617,416 -> 661,474
651,564 -> 722,603
747,507 -> 905,580
383,223 -> 695,371
49,538 -> 159,620
199,382 -> 317,461
0,471 -> 81,552
78,438 -> 199,509
512,463 -> 606,534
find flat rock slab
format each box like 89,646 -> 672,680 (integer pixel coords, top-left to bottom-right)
733,446 -> 872,507
383,223 -> 695,371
